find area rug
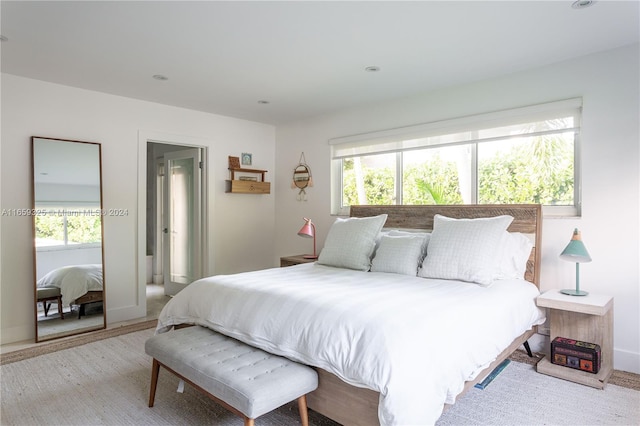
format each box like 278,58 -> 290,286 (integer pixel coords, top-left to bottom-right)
437,360 -> 639,425
0,327 -> 338,426
1,328 -> 638,426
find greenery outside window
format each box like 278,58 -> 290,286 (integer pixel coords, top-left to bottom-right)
35,206 -> 102,249
331,98 -> 581,216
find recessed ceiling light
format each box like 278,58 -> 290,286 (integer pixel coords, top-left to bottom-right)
572,0 -> 596,9
152,74 -> 168,81
257,100 -> 270,105
0,35 -> 8,42
365,66 -> 380,72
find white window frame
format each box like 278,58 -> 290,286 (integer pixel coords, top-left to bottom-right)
34,203 -> 102,250
330,98 -> 582,217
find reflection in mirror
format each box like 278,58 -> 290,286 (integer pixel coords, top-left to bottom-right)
31,137 -> 106,342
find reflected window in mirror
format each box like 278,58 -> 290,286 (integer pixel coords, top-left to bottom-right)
31,137 -> 106,342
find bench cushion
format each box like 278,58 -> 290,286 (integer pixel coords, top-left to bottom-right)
145,326 -> 318,419
36,287 -> 61,299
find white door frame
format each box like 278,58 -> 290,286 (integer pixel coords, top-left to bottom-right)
136,131 -> 212,320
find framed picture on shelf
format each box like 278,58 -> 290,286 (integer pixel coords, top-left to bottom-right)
228,156 -> 240,169
241,153 -> 252,166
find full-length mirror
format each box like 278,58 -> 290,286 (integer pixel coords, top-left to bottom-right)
31,137 -> 106,342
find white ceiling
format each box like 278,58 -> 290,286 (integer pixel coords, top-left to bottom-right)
33,137 -> 101,186
1,1 -> 638,125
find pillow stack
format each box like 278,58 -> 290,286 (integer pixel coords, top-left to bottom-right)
317,212 -> 532,285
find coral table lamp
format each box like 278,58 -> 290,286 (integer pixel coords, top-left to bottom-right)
559,228 -> 592,296
297,217 -> 318,259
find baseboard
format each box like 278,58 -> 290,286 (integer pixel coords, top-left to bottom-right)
105,303 -> 146,324
614,348 -> 640,374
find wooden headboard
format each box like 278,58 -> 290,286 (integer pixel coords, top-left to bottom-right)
349,204 -> 542,287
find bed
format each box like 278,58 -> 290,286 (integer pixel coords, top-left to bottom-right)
156,204 -> 545,425
36,264 -> 104,318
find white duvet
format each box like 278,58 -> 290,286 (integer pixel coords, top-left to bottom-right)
157,263 -> 545,425
37,264 -> 103,307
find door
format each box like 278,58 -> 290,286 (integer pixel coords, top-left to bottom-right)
163,148 -> 202,296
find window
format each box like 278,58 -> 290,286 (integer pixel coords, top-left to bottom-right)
35,207 -> 102,249
331,99 -> 581,216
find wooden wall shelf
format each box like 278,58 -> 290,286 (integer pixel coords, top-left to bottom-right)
225,180 -> 271,194
225,168 -> 270,194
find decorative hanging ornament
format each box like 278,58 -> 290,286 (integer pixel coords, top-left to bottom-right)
292,152 -> 313,201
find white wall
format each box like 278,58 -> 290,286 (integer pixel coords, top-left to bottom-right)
2,45 -> 637,374
274,44 -> 640,374
35,246 -> 103,280
1,74 -> 276,344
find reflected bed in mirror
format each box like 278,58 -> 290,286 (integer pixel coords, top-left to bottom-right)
31,136 -> 106,342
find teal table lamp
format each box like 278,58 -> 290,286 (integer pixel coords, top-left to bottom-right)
559,228 -> 592,296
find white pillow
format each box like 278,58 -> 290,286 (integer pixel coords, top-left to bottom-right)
372,230 -> 392,258
418,214 -> 514,285
371,234 -> 426,276
318,214 -> 388,271
388,230 -> 431,266
496,232 -> 534,280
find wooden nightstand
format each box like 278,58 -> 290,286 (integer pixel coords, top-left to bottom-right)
536,290 -> 613,389
280,255 -> 317,267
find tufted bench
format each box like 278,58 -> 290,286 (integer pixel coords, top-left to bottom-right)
145,325 -> 318,426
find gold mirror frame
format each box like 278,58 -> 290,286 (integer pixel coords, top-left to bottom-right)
31,137 -> 106,342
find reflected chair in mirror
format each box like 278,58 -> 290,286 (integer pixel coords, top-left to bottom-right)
36,287 -> 64,319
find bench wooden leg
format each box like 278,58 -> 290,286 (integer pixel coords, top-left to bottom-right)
298,395 -> 309,426
243,418 -> 254,426
149,358 -> 160,407
57,296 -> 64,319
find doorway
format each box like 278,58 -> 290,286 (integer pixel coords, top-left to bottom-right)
146,142 -> 206,314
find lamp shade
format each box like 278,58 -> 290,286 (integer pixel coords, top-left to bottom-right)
559,228 -> 592,263
298,217 -> 317,259
559,228 -> 591,296
298,218 -> 315,239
